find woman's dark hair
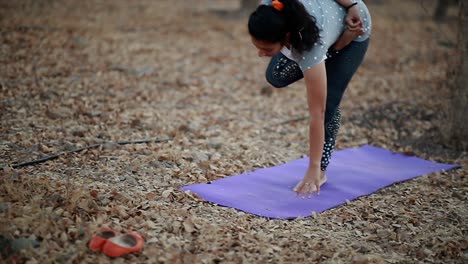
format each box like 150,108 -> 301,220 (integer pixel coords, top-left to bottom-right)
248,0 -> 320,54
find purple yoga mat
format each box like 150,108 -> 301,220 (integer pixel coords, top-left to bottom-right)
181,145 -> 460,219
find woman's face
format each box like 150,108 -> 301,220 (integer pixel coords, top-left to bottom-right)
251,37 -> 283,57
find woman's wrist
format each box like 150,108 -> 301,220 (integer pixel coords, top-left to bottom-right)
345,2 -> 358,11
308,161 -> 321,170
335,0 -> 356,9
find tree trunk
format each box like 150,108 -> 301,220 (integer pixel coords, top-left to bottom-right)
434,0 -> 450,21
443,1 -> 468,149
211,0 -> 257,19
240,0 -> 257,12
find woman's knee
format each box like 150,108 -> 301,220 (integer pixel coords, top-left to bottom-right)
265,73 -> 288,88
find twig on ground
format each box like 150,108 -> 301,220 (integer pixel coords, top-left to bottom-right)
8,138 -> 171,169
265,116 -> 309,129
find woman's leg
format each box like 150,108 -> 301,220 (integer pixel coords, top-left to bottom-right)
265,53 -> 303,88
264,40 -> 369,171
320,107 -> 341,171
321,39 -> 370,171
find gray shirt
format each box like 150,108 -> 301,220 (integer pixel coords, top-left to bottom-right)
260,0 -> 372,71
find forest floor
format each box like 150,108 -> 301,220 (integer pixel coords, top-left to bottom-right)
0,0 -> 466,263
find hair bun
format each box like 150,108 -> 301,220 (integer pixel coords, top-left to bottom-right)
272,0 -> 285,11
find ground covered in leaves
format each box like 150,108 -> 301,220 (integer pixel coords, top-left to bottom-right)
1,0 -> 466,263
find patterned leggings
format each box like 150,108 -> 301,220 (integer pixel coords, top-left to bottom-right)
265,39 -> 369,171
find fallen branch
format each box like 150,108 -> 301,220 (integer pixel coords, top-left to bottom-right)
265,116 -> 309,129
9,138 -> 171,169
7,115 -> 308,169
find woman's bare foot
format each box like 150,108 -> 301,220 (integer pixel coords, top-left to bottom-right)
320,171 -> 327,186
333,28 -> 364,51
311,171 -> 327,192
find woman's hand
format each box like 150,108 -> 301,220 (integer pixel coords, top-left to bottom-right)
345,5 -> 363,31
294,166 -> 322,198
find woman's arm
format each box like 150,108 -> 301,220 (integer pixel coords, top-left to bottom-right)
294,61 -> 327,197
305,62 -> 326,171
335,0 -> 356,8
335,0 -> 363,31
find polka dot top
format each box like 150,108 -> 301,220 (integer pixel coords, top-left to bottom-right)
260,0 -> 372,72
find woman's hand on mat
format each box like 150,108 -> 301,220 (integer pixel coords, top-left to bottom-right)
294,167 -> 321,198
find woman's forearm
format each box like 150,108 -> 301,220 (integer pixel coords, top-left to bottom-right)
335,0 -> 356,8
303,62 -> 327,170
308,112 -> 325,169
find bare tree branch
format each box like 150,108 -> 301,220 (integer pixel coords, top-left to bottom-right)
8,138 -> 171,169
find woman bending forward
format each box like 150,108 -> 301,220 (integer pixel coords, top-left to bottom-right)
248,0 -> 371,197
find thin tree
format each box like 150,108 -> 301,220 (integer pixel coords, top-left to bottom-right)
434,0 -> 459,21
212,0 -> 258,18
240,0 -> 257,13
443,1 -> 468,149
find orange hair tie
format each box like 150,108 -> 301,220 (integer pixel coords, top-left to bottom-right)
272,0 -> 284,11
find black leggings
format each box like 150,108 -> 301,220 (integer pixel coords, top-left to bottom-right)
265,39 -> 369,171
